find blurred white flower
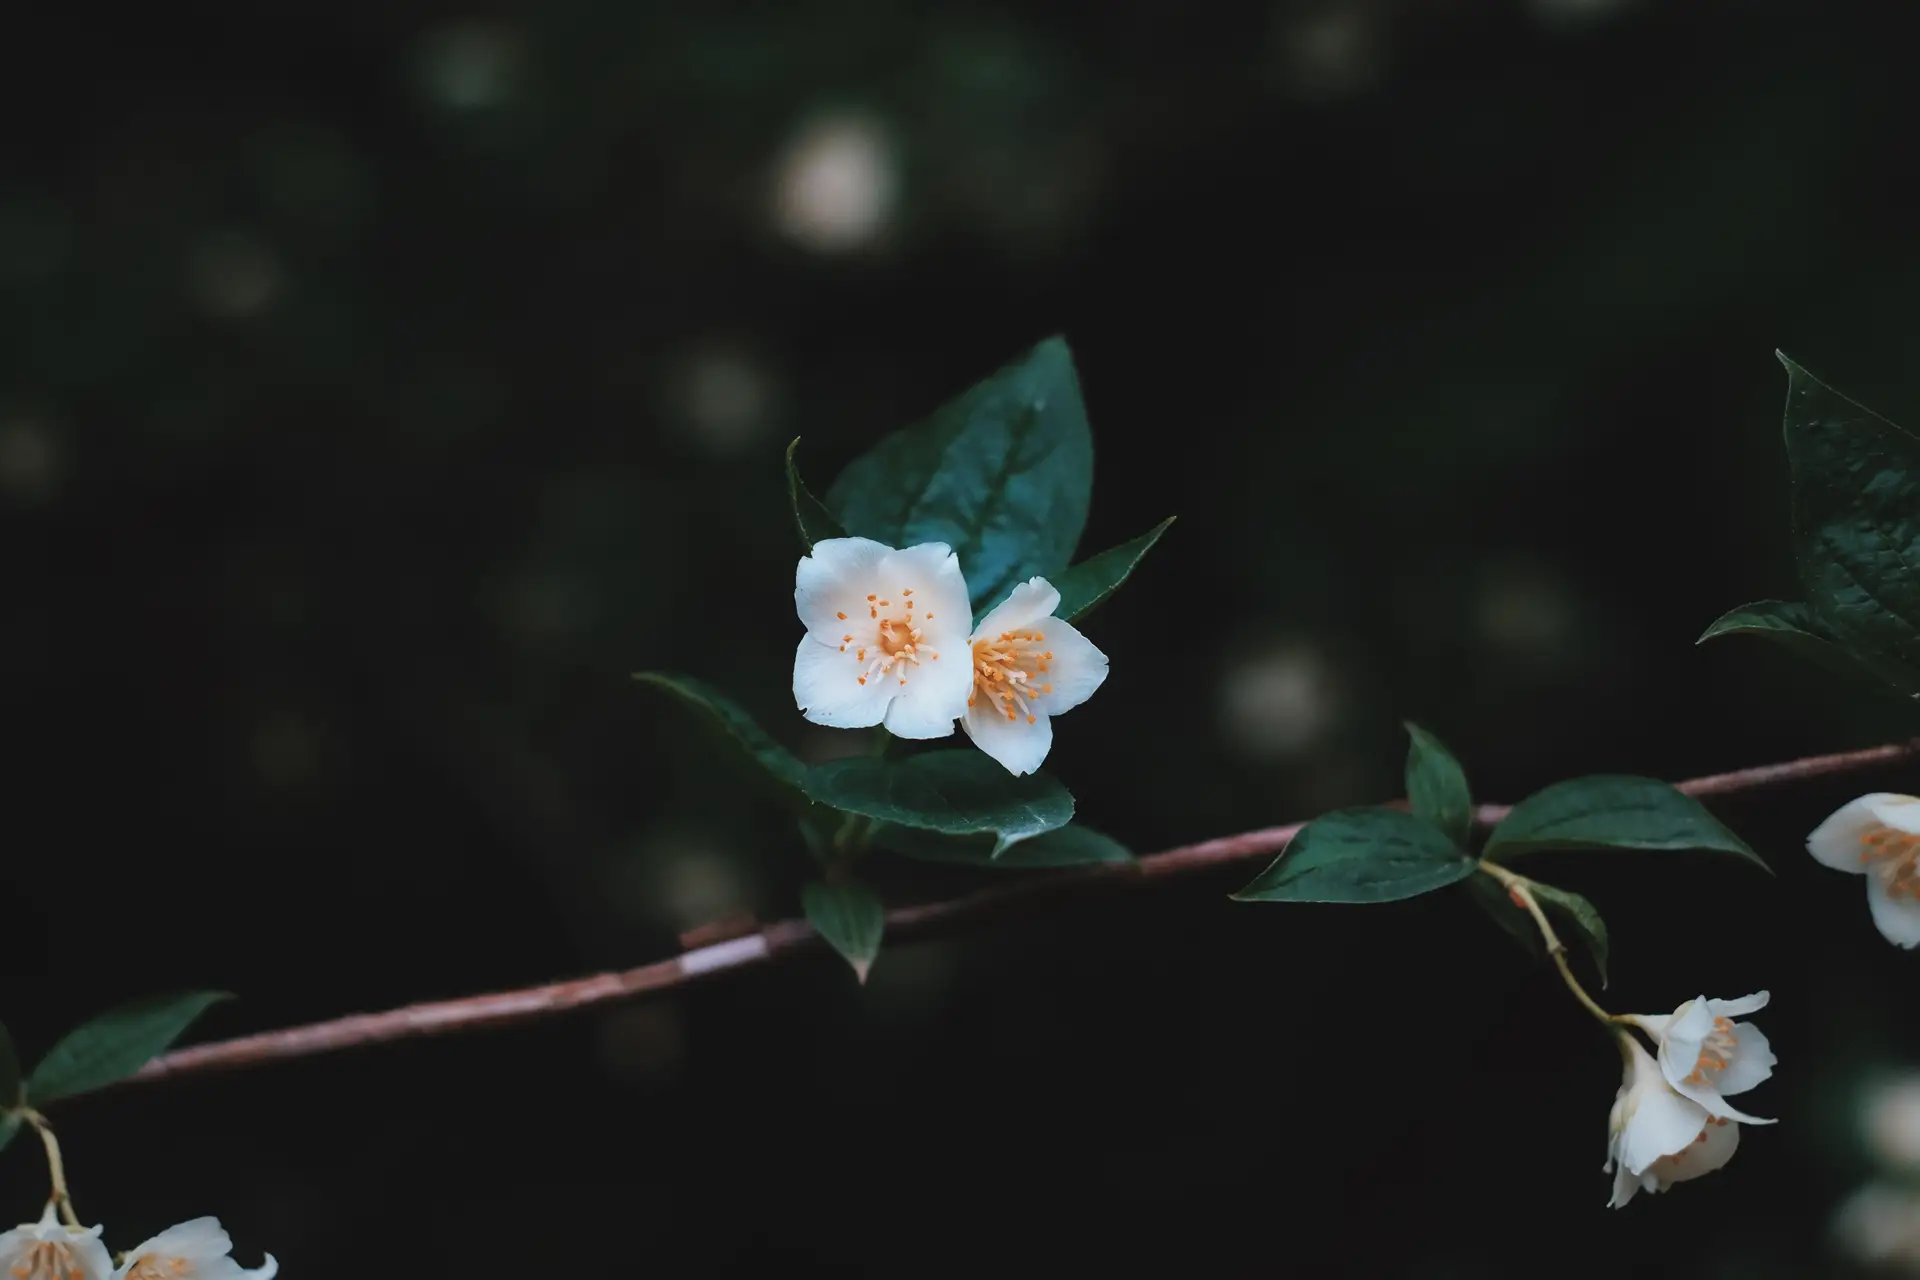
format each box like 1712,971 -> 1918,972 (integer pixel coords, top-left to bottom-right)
771,112 -> 899,254
1864,1074 -> 1920,1172
1834,1182 -> 1920,1272
1807,793 -> 1920,947
186,231 -> 281,320
962,577 -> 1108,776
1217,640 -> 1336,760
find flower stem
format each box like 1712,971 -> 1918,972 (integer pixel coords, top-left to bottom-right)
19,1109 -> 81,1229
1476,860 -> 1617,1029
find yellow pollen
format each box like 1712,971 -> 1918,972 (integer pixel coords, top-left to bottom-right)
124,1257 -> 195,1280
11,1240 -> 89,1280
970,625 -> 1053,725
851,594 -> 933,689
902,588 -> 913,596
1860,824 -> 1920,899
1682,1015 -> 1741,1085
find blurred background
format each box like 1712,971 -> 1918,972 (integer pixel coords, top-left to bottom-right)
6,0 -> 1920,1272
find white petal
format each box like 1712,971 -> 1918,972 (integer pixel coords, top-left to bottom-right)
1871,794 -> 1920,835
1706,991 -> 1769,1020
793,635 -> 891,729
1714,1022 -> 1777,1098
1606,1161 -> 1641,1209
795,537 -> 891,635
1650,1116 -> 1740,1188
1655,998 -> 1714,1090
971,577 -> 1061,639
879,651 -> 971,739
962,703 -> 1054,776
1619,1085 -> 1710,1174
1808,794 -> 1905,874
1866,874 -> 1920,948
1029,617 -> 1107,715
876,542 -> 972,646
244,1256 -> 280,1280
128,1217 -> 232,1260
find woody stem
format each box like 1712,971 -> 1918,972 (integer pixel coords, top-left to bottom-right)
1476,860 -> 1618,1028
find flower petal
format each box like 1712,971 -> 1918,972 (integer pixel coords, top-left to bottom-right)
1029,617 -> 1107,714
1652,1116 -> 1741,1188
1706,991 -> 1769,1020
1713,1022 -> 1777,1098
795,537 -> 892,636
962,704 -> 1054,776
972,577 -> 1061,639
1866,873 -> 1920,949
1606,1160 -> 1641,1209
1808,794 -> 1909,874
1655,998 -> 1715,1091
1619,1083 -> 1710,1174
793,635 -> 892,729
879,652 -> 971,739
1871,794 -> 1920,835
877,542 -> 971,646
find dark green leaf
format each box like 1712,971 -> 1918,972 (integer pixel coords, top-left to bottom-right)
1403,722 -> 1472,848
1459,874 -> 1541,959
26,991 -> 232,1104
1531,881 -> 1611,989
0,1112 -> 18,1154
1044,518 -> 1175,625
871,821 -> 1132,868
0,1019 -> 18,1108
1231,808 -> 1479,904
806,750 -> 1073,855
1482,775 -> 1766,871
632,672 -> 808,797
785,438 -> 847,551
803,879 -> 885,982
1779,354 -> 1920,695
1701,600 -> 1920,691
826,336 -> 1095,612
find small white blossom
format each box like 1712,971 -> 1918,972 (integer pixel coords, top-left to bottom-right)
1834,1182 -> 1920,1270
1807,793 -> 1920,947
962,578 -> 1109,776
1604,1035 -> 1740,1208
1622,991 -> 1777,1125
0,1203 -> 113,1280
113,1218 -> 277,1280
792,537 -> 973,738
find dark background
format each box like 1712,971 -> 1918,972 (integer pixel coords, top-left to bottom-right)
6,0 -> 1920,1273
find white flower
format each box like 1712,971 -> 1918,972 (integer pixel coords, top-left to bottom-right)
1833,1182 -> 1920,1270
961,578 -> 1108,776
1604,1035 -> 1740,1208
1862,1073 -> 1920,1173
113,1218 -> 277,1280
1622,991 -> 1777,1125
1808,793 -> 1920,947
0,1203 -> 113,1280
792,538 -> 974,738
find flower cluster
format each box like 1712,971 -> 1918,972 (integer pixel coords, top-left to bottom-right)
0,1206 -> 274,1280
792,537 -> 1109,776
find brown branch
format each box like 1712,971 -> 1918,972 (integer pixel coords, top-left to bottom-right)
128,739 -> 1919,1088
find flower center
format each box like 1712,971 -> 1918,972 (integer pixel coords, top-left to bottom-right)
122,1258 -> 192,1280
970,628 -> 1054,724
836,588 -> 939,688
1860,824 -> 1920,899
1651,1116 -> 1732,1174
11,1240 -> 87,1280
1683,1016 -> 1739,1086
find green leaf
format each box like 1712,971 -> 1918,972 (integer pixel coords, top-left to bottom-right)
1043,518 -> 1176,625
0,1111 -> 18,1155
1459,874 -> 1541,959
1531,881 -> 1611,989
786,438 -> 847,551
0,1019 -> 18,1108
805,750 -> 1073,855
632,672 -> 808,797
827,336 -> 1095,612
1482,775 -> 1767,871
871,821 -> 1132,868
803,879 -> 885,982
26,991 -> 232,1104
1701,599 -> 1920,692
1403,722 -> 1472,848
1231,808 -> 1479,904
1778,354 -> 1920,695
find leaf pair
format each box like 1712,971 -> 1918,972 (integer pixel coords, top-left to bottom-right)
0,992 -> 228,1148
1232,723 -> 1765,985
1702,355 -> 1920,698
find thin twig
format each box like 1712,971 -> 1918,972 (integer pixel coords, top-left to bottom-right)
125,739 -> 1919,1089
